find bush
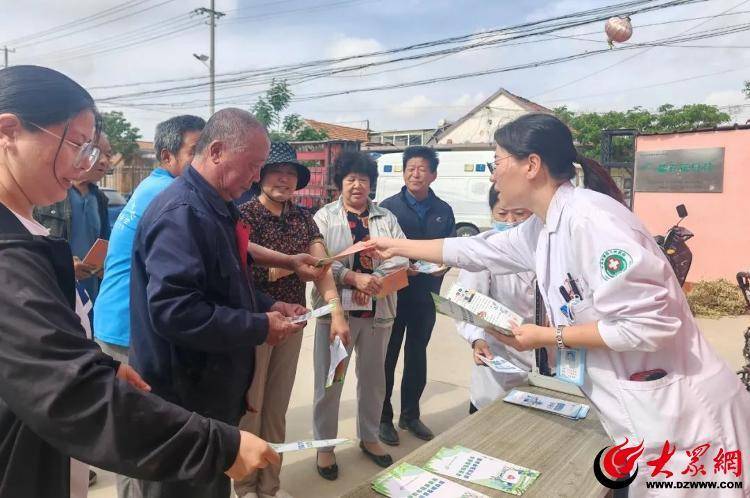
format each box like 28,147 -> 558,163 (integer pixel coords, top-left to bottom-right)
686,279 -> 747,318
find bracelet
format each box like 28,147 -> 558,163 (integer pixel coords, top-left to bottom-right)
555,325 -> 567,349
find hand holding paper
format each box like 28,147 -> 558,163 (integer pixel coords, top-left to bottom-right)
315,240 -> 377,267
270,438 -> 349,453
375,268 -> 409,298
326,336 -> 348,388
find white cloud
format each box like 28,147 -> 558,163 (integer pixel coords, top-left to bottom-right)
387,94 -> 437,118
326,36 -> 384,60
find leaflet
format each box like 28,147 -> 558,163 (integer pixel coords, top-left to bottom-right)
476,355 -> 526,375
341,289 -> 372,311
270,438 -> 349,453
315,240 -> 377,267
82,238 -> 108,269
376,268 -> 409,298
432,284 -> 522,336
424,446 -> 540,496
503,389 -> 590,420
371,462 -> 488,498
286,303 -> 334,324
326,336 -> 348,388
411,260 -> 447,274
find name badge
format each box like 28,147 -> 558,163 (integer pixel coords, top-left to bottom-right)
556,347 -> 586,386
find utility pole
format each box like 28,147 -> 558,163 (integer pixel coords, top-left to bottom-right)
193,3 -> 225,115
3,46 -> 15,68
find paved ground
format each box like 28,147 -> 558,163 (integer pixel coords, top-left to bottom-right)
89,270 -> 750,498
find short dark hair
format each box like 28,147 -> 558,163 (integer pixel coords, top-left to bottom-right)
402,146 -> 439,172
195,108 -> 267,154
333,151 -> 378,190
0,65 -> 99,132
154,115 -> 205,162
488,186 -> 500,209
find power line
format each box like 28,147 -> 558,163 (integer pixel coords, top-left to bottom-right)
93,0 -> 706,103
14,0 -> 180,50
531,0 -> 750,99
0,0 -> 150,46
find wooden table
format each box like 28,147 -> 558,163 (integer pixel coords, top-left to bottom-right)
342,387 -> 612,498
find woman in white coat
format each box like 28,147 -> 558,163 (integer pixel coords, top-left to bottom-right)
456,187 -> 535,413
369,113 -> 750,496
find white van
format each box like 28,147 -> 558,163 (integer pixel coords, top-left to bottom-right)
375,151 -> 494,237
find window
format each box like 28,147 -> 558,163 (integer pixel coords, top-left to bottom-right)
394,135 -> 409,147
409,134 -> 422,145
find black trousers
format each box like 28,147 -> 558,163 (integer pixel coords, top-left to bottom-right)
381,299 -> 437,423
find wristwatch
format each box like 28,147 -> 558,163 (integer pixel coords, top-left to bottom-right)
555,325 -> 567,349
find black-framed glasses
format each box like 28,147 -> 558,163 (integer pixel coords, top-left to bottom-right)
29,121 -> 101,171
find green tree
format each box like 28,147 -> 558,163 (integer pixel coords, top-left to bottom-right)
554,103 -> 730,159
743,81 -> 749,99
282,113 -> 328,141
252,79 -> 292,130
251,81 -> 328,141
101,111 -> 141,164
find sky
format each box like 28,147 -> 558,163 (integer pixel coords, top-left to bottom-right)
2,0 -> 749,140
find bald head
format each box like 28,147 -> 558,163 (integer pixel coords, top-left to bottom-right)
195,108 -> 268,155
192,108 -> 271,201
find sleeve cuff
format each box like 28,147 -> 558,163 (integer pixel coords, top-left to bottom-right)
442,238 -> 461,268
597,319 -> 635,352
215,422 -> 242,473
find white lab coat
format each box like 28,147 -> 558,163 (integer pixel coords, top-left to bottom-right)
454,230 -> 535,409
444,183 -> 750,497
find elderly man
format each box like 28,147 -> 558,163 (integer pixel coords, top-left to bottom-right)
94,115 -> 205,497
129,109 -> 308,498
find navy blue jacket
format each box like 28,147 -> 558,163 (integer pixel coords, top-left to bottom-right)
380,186 -> 455,303
130,166 -> 274,425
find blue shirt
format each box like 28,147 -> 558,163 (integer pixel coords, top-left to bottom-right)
69,186 -> 101,301
129,166 -> 274,424
404,189 -> 431,221
93,168 -> 175,347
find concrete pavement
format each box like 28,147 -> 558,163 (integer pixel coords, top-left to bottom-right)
88,270 -> 750,498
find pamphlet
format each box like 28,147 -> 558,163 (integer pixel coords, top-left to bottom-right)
371,462 -> 488,498
82,238 -> 108,269
476,355 -> 526,375
326,336 -> 348,388
411,260 -> 447,274
503,389 -> 590,420
287,303 -> 334,324
432,284 -> 522,336
270,438 -> 349,453
376,268 -> 409,298
315,240 -> 377,267
341,288 -> 372,311
424,446 -> 540,496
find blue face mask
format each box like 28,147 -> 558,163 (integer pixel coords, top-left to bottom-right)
492,220 -> 521,232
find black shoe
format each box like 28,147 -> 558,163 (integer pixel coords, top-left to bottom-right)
316,453 -> 338,481
399,418 -> 434,441
88,470 -> 97,487
359,442 -> 393,468
379,422 -> 400,446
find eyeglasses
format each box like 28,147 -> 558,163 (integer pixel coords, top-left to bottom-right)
29,121 -> 101,171
487,154 -> 515,173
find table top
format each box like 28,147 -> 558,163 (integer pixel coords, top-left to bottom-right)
342,386 -> 612,498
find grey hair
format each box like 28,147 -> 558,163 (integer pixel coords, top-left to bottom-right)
154,114 -> 206,163
195,108 -> 268,154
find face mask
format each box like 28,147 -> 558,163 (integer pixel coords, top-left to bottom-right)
492,220 -> 521,232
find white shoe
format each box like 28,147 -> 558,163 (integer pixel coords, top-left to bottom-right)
260,490 -> 294,498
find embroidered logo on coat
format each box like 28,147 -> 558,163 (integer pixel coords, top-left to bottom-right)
600,249 -> 632,280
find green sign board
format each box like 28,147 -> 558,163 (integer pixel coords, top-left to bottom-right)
635,147 -> 724,193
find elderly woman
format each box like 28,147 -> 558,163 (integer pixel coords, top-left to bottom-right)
455,187 -> 535,414
312,151 -> 408,480
235,142 -> 350,498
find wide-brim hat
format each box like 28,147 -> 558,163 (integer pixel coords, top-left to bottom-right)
261,141 -> 310,190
